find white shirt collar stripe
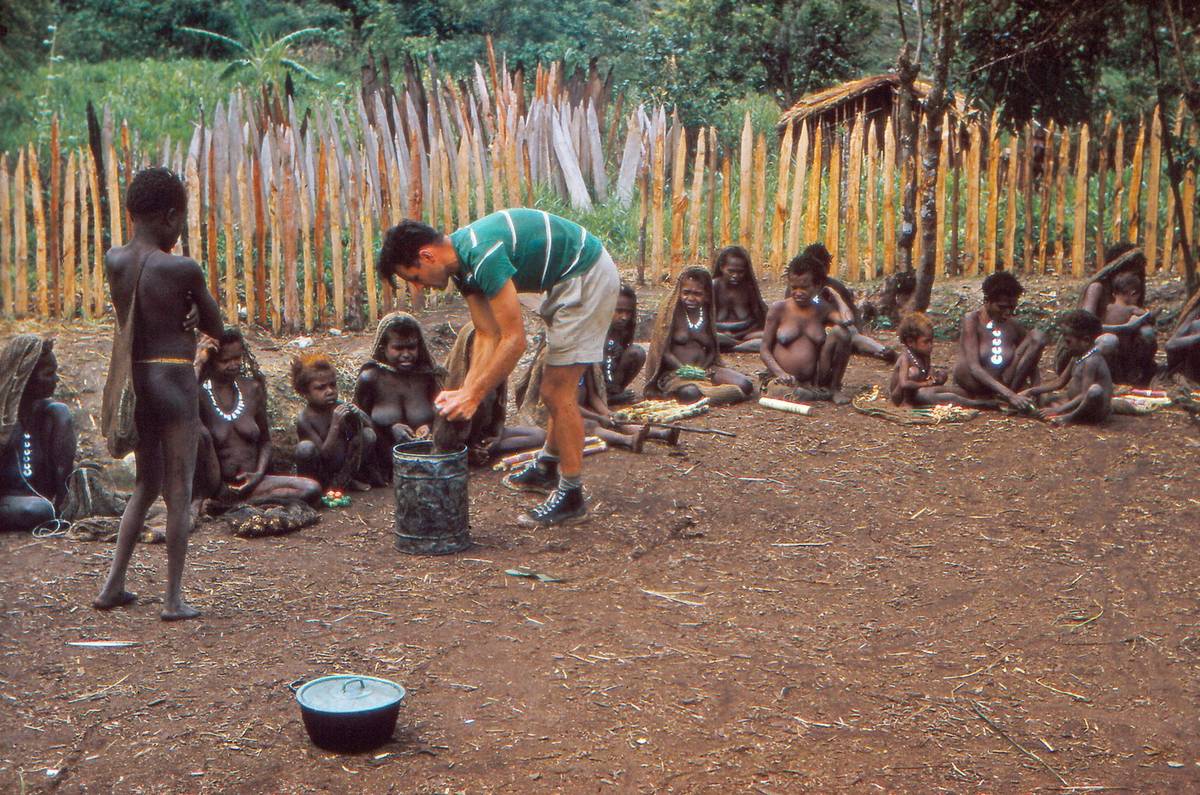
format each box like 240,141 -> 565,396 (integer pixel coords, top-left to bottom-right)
500,210 -> 517,248
540,210 -> 553,288
563,226 -> 586,276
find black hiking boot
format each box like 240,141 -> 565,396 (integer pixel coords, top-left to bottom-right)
503,458 -> 558,494
517,486 -> 587,528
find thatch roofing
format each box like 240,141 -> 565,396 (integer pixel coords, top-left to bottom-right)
778,73 -> 968,130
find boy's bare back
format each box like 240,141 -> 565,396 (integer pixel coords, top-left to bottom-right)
105,244 -> 219,360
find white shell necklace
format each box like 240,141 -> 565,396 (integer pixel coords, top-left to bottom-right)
20,432 -> 33,477
903,346 -> 929,380
985,319 -> 1005,368
604,338 -> 617,385
684,306 -> 705,332
204,379 -> 245,422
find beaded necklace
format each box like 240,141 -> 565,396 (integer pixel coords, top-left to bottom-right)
20,432 -> 33,478
684,306 -> 705,332
903,346 -> 929,380
203,379 -> 245,422
985,319 -> 1005,368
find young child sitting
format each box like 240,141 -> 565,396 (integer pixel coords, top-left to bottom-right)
1100,270 -> 1157,385
889,313 -> 994,408
292,352 -> 377,492
354,312 -> 444,480
1022,310 -> 1113,425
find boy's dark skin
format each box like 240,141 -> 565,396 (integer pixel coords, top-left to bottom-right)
1023,331 -> 1113,425
952,293 -> 1045,411
761,270 -> 853,404
354,328 -> 439,476
0,343 -> 76,531
295,369 -> 376,491
1166,315 -> 1200,383
1100,278 -> 1157,385
890,332 -> 993,409
95,193 -> 222,621
663,276 -> 754,403
196,338 -> 321,506
605,292 -> 646,402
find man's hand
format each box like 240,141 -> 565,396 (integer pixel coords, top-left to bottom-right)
414,424 -> 431,439
434,388 -> 482,422
1007,392 -> 1034,413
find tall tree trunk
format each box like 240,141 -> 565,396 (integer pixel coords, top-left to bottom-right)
895,44 -> 919,275
915,0 -> 957,310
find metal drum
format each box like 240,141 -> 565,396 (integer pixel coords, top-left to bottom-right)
392,441 -> 471,555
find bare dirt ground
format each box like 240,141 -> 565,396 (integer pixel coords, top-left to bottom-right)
2,279 -> 1199,793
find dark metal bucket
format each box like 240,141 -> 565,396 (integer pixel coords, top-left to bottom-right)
392,440 -> 471,555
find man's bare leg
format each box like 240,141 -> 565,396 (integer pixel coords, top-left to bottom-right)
160,418 -> 201,621
541,364 -> 586,479
94,437 -> 164,610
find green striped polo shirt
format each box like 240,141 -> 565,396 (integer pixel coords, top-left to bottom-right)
448,208 -> 603,298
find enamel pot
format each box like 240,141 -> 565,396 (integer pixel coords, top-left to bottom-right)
291,675 -> 407,753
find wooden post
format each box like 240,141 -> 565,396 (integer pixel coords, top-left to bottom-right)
1003,136 -> 1019,270
312,143 -> 327,325
770,122 -> 794,276
670,127 -> 688,272
636,165 -> 648,284
965,119 -> 982,275
13,152 -> 27,316
363,169 -> 380,325
1144,105 -> 1162,271
222,159 -> 238,323
105,141 -> 122,258
1093,114 -> 1111,270
1126,114 -> 1145,242
864,119 -> 879,279
1110,122 -> 1125,242
237,158 -> 256,327
78,150 -> 92,319
1053,127 -> 1070,273
1184,121 -> 1197,263
1160,105 -> 1185,274
1021,122 -> 1034,272
49,118 -> 61,315
949,123 -> 961,276
284,156 -> 301,333
651,125 -> 665,282
935,112 -> 950,278
0,155 -> 11,316
787,122 -> 809,266
299,163 -> 316,331
252,154 -> 268,327
983,113 -> 1001,273
206,139 -> 220,301
881,118 -> 896,275
328,146 -> 345,327
719,155 -> 732,247
62,150 -> 77,319
687,127 -> 707,262
704,127 -> 717,259
87,149 -> 104,314
1036,123 -> 1056,274
806,124 -> 824,251
1071,124 -> 1090,277
844,117 -> 863,281
824,132 -> 841,274
29,146 -> 48,318
751,132 -> 767,271
737,112 -> 753,245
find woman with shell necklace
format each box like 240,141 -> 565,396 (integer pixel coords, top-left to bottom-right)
195,327 -> 320,508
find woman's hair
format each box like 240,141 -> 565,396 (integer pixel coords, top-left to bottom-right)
618,282 -> 637,302
290,352 -> 338,394
981,271 -> 1023,301
1059,309 -> 1103,340
897,312 -> 934,344
787,244 -> 830,283
1112,271 -> 1142,295
713,245 -> 751,274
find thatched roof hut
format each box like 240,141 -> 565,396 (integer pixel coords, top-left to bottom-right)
778,74 -> 968,131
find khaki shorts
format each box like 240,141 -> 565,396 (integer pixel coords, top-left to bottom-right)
538,249 -> 620,366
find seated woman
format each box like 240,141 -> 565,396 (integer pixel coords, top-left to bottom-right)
890,313 -> 994,408
354,312 -> 444,481
643,266 -> 754,405
1056,244 -> 1155,384
1166,291 -> 1200,384
760,245 -> 854,404
952,271 -> 1046,412
0,336 -> 76,532
603,283 -> 646,405
711,246 -> 768,353
291,352 -> 377,491
195,327 -> 321,508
